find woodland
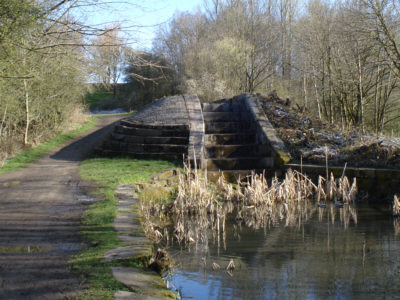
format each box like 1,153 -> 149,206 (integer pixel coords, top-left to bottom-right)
1,0 -> 400,161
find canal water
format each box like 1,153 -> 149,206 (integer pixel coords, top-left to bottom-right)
164,203 -> 400,299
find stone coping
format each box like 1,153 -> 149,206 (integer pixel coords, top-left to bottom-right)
243,94 -> 292,167
183,94 -> 205,167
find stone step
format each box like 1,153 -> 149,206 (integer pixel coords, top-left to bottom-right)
204,121 -> 255,134
104,141 -> 187,154
204,144 -> 270,158
205,157 -> 274,170
111,267 -> 175,299
203,111 -> 252,122
120,120 -> 189,131
115,125 -> 189,137
111,133 -> 189,145
204,133 -> 256,145
202,101 -> 247,112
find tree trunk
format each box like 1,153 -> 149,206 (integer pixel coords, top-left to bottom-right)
0,104 -> 7,137
313,67 -> 322,121
357,54 -> 364,134
23,78 -> 30,145
303,74 -> 308,110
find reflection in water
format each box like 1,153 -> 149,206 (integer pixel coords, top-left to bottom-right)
164,204 -> 400,299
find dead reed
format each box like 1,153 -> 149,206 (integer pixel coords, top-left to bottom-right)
393,195 -> 400,216
140,161 -> 358,246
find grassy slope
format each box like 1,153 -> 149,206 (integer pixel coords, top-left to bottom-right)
85,89 -> 113,110
72,157 -> 180,299
0,117 -> 98,174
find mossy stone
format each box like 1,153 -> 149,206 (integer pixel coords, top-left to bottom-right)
274,150 -> 292,166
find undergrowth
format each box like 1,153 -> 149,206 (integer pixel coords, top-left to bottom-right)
85,89 -> 113,110
0,116 -> 98,174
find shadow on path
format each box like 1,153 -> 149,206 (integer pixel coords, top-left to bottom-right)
51,116 -> 121,162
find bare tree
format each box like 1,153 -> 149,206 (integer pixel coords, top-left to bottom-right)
90,25 -> 125,97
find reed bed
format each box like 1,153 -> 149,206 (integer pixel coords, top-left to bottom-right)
140,162 -> 358,246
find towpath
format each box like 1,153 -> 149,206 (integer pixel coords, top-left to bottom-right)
0,115 -> 122,299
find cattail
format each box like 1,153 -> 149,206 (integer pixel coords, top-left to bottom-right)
226,259 -> 235,271
393,195 -> 400,216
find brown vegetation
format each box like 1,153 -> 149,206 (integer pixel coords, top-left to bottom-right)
393,195 -> 400,216
140,161 -> 358,247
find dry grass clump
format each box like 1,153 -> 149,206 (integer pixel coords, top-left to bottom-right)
171,162 -> 216,216
233,169 -> 357,229
393,195 -> 400,217
316,173 -> 357,204
140,162 -> 358,246
62,105 -> 90,131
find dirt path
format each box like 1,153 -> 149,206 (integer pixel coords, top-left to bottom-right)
0,115 -> 122,300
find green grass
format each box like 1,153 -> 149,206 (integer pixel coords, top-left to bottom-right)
85,89 -> 113,110
0,117 -> 98,174
71,157 -> 180,299
93,111 -> 136,117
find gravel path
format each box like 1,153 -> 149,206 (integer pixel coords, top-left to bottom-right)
0,115 -> 122,300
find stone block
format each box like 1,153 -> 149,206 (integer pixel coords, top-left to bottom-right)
111,267 -> 175,299
103,245 -> 152,263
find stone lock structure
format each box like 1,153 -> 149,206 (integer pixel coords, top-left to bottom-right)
101,93 -> 291,173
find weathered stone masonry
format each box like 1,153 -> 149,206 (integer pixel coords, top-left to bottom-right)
102,94 -> 205,165
101,93 -> 291,171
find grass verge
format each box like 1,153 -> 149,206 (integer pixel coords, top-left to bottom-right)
93,111 -> 136,117
71,157 -> 180,299
0,117 -> 98,174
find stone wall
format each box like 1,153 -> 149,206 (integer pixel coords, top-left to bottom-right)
242,94 -> 292,168
102,94 -> 204,165
127,94 -> 205,165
